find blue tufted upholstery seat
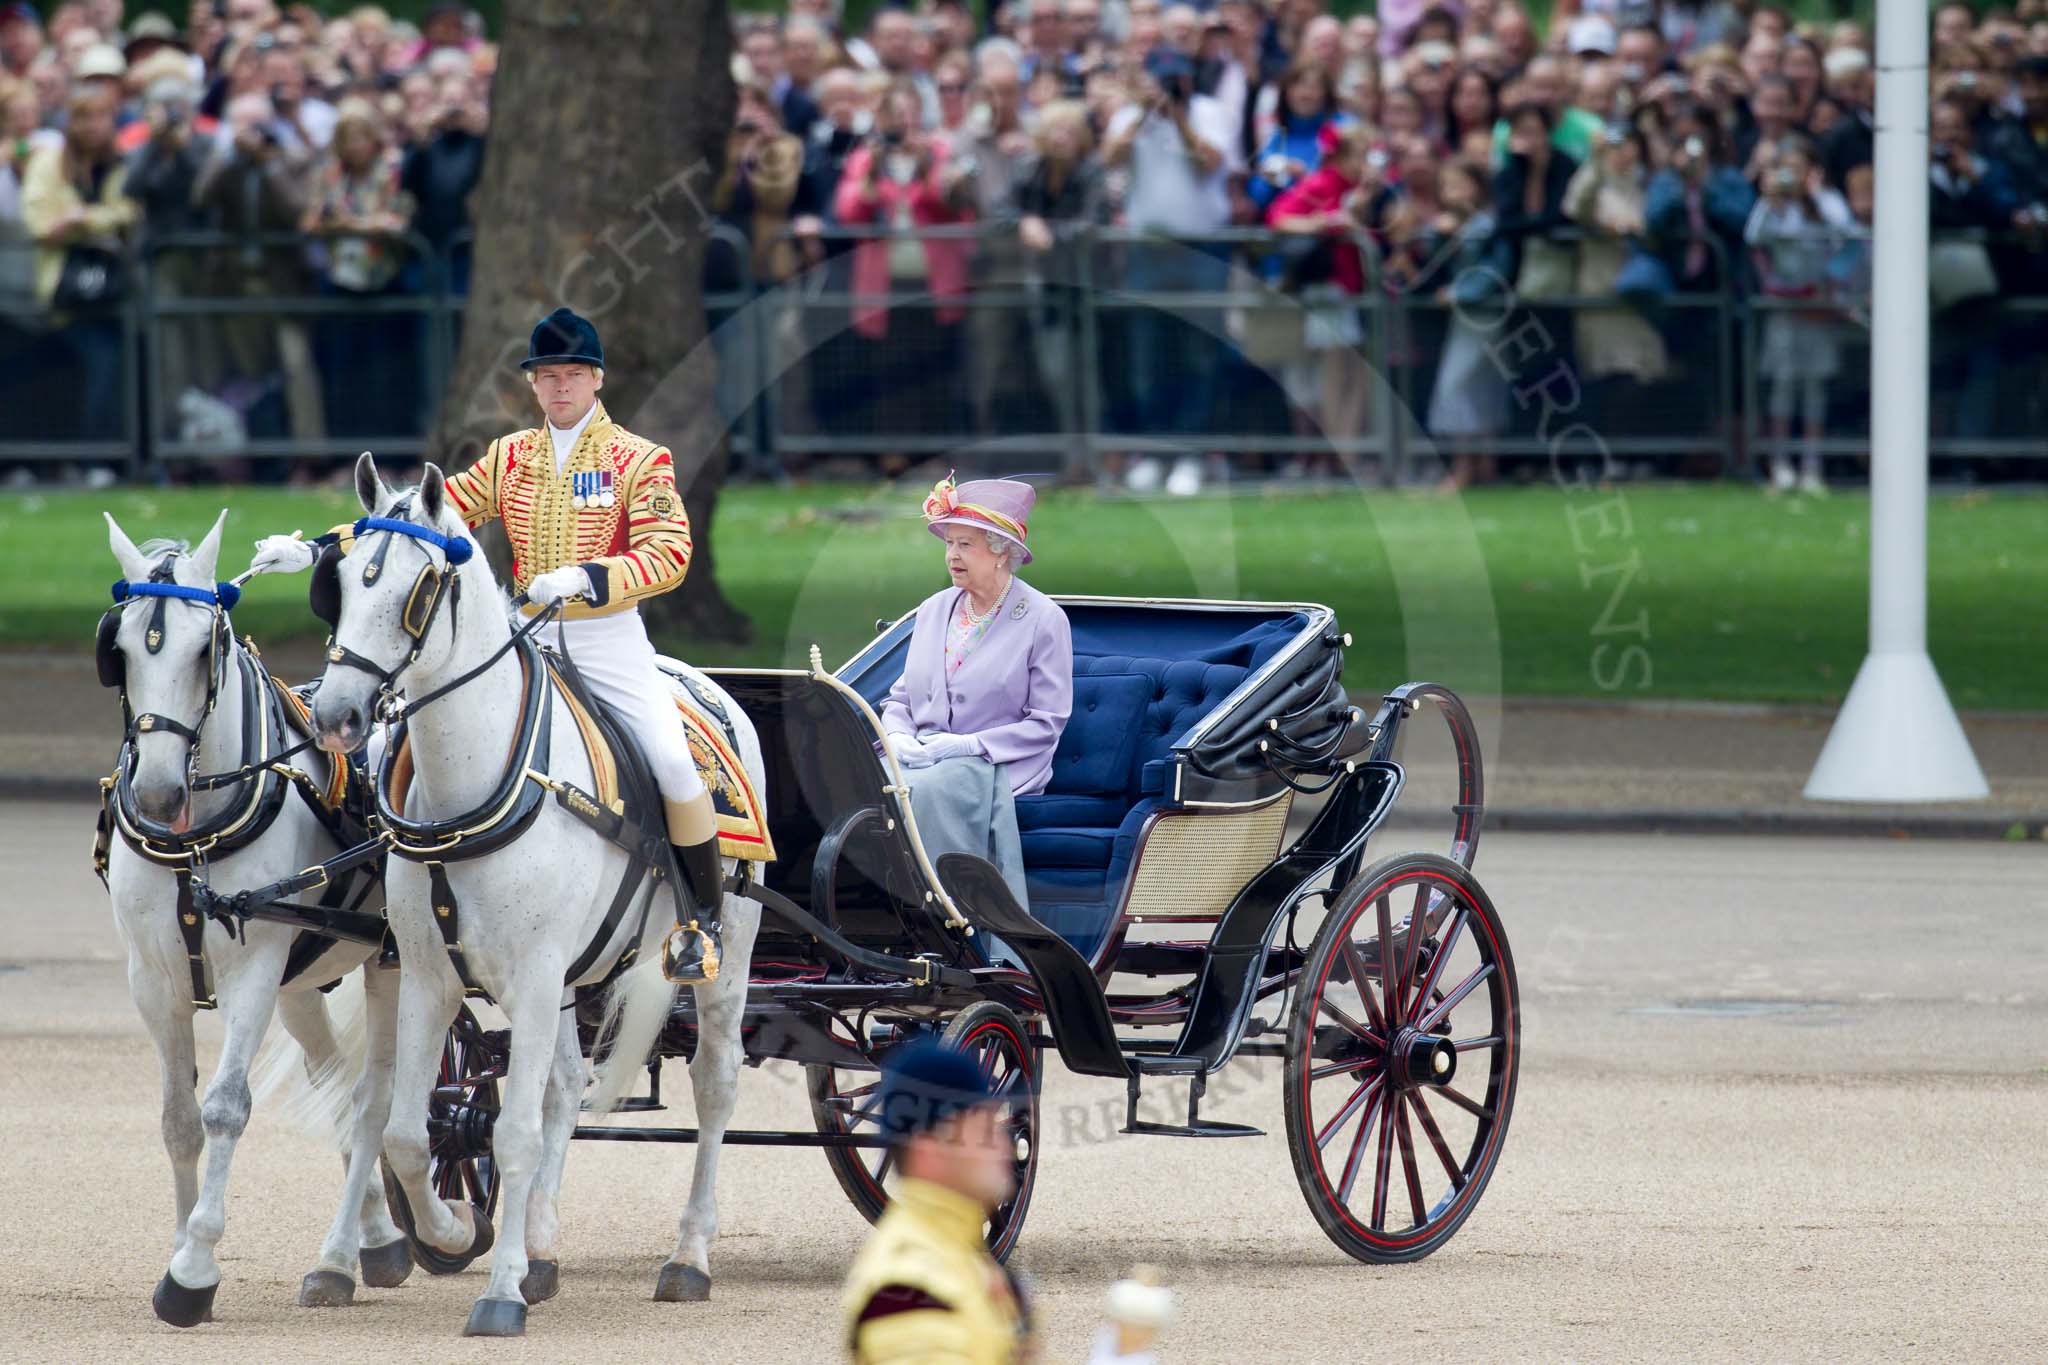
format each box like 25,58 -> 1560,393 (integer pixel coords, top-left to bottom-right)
1015,618 -> 1303,961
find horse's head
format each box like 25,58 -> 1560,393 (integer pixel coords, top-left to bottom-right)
102,509 -> 231,828
310,452 -> 477,754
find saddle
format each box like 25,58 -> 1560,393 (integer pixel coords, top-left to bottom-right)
541,647 -> 775,866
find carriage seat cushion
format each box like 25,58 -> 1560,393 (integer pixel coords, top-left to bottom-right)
1040,670 -> 1149,796
1017,650 -> 1254,946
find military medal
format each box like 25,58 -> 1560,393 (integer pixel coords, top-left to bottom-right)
597,469 -> 616,508
571,470 -> 587,509
571,470 -> 616,509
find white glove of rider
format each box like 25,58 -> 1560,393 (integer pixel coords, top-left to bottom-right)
526,566 -> 593,607
248,533 -> 316,575
888,731 -> 935,769
917,732 -> 984,763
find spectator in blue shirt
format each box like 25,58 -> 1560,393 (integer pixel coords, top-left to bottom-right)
1246,60 -> 1344,213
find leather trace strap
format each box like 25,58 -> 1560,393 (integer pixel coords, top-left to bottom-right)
427,860 -> 491,1002
175,866 -> 215,1010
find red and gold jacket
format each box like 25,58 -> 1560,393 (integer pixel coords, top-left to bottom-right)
443,401 -> 693,620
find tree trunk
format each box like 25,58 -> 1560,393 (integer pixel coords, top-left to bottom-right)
425,0 -> 749,643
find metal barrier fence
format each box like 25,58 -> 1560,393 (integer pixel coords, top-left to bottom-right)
3,224 -> 2045,475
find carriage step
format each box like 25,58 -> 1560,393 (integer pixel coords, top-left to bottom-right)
1121,1116 -> 1264,1139
1120,1068 -> 1264,1138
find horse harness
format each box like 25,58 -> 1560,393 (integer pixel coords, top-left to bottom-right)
342,515 -> 689,1005
312,499 -> 470,707
93,557 -> 379,1009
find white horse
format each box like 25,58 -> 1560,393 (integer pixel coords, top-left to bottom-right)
307,454 -> 766,1338
99,511 -> 414,1326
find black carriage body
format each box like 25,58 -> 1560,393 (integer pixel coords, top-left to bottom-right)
553,596 -> 1510,1266
613,597 -> 1473,1078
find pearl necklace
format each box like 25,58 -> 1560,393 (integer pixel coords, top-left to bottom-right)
960,576 -> 1012,627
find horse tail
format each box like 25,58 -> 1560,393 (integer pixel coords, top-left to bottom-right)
249,974 -> 367,1154
582,960 -> 678,1118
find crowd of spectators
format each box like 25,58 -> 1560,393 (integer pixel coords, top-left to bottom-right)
0,0 -> 489,467
5,1 -> 2048,488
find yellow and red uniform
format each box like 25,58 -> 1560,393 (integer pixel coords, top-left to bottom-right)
842,1179 -> 1031,1364
442,400 -> 693,619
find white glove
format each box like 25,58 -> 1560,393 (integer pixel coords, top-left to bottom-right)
888,732 -> 934,769
248,533 -> 315,575
917,732 -> 983,763
526,566 -> 592,606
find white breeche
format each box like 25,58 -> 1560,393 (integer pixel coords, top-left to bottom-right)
553,611 -> 708,809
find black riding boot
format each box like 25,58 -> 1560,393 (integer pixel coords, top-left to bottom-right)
661,835 -> 726,984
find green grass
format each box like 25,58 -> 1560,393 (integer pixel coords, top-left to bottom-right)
9,482 -> 2041,710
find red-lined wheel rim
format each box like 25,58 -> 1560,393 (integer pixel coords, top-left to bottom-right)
950,1012 -> 1038,1261
808,1005 -> 1040,1261
1289,860 -> 1516,1259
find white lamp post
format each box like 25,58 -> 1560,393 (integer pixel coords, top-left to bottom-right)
1804,0 -> 1989,802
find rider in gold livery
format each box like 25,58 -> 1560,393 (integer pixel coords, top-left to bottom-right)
842,1038 -> 1033,1364
251,308 -> 727,983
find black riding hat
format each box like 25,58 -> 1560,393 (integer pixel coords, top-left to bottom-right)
521,307 -> 603,370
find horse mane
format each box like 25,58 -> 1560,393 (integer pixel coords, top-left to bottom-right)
138,537 -> 189,562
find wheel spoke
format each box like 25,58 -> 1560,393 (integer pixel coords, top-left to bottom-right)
1401,883 -> 1428,1015
1408,1090 -> 1466,1190
1335,1086 -> 1386,1206
1315,993 -> 1383,1048
1338,938 -> 1389,1038
1432,1084 -> 1495,1121
1416,962 -> 1495,1033
1452,1034 -> 1504,1052
1395,1096 -> 1427,1227
1315,1074 -> 1380,1150
1308,1056 -> 1381,1082
873,1145 -> 895,1186
1406,905 -> 1465,1022
1369,1096 -> 1395,1231
1375,893 -> 1397,1038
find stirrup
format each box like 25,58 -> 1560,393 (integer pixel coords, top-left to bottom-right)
662,920 -> 722,985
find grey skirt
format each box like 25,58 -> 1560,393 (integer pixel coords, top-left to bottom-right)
900,756 -> 1031,921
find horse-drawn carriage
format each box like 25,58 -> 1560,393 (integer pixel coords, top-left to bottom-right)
422,594 -> 1520,1266
96,497 -> 1517,1336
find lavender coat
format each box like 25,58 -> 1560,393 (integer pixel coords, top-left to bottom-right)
880,578 -> 1073,795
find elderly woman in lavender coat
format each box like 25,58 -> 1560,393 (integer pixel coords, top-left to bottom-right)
881,475 -> 1073,912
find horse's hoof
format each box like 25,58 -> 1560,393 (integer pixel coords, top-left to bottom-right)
652,1261 -> 711,1303
296,1269 -> 355,1308
359,1238 -> 413,1289
152,1272 -> 218,1327
462,1296 -> 527,1338
382,1163 -> 492,1275
520,1259 -> 559,1305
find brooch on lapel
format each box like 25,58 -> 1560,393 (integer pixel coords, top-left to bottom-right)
1010,599 -> 1028,620
570,469 -> 616,510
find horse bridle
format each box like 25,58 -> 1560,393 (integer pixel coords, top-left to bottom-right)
317,500 -> 472,712
96,555 -> 242,750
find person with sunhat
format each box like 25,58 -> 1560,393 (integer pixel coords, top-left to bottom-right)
246,307 -> 732,984
880,473 -> 1071,916
842,1035 -> 1034,1363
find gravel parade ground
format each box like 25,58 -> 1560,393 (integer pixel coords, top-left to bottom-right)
2,802 -> 2042,1363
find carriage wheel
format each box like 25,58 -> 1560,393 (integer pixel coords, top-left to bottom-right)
1284,851 -> 1518,1264
804,1002 -> 1041,1262
426,1003 -> 503,1220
